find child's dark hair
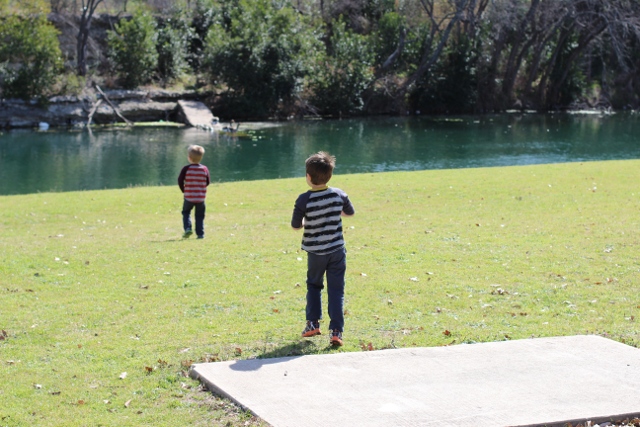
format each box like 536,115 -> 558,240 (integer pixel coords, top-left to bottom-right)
306,151 -> 335,185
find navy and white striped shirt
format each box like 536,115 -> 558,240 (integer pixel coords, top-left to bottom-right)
291,187 -> 355,255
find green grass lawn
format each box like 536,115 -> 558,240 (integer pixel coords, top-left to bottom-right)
2,160 -> 639,426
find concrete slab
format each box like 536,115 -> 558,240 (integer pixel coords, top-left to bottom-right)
190,335 -> 640,427
177,100 -> 215,127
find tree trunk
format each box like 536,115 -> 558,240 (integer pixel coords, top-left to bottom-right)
500,0 -> 541,105
76,0 -> 103,76
401,0 -> 469,92
544,21 -> 607,109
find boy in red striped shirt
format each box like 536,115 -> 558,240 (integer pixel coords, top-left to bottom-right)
178,145 -> 210,239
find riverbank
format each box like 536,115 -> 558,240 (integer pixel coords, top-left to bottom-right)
1,160 -> 639,426
0,87 -> 215,129
0,87 -> 622,130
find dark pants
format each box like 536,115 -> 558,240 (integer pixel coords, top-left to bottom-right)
306,247 -> 346,332
182,199 -> 205,237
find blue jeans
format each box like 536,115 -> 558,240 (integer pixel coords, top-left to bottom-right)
182,199 -> 205,237
306,247 -> 346,332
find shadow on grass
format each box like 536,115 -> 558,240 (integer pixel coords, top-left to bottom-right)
228,339 -> 341,372
150,238 -> 195,243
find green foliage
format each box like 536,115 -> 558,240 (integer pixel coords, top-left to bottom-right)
0,14 -> 62,100
370,11 -> 404,69
548,36 -> 587,108
187,0 -> 221,72
203,0 -> 321,118
55,73 -> 86,96
305,18 -> 374,116
107,11 -> 159,89
0,0 -> 49,15
409,36 -> 478,114
156,15 -> 194,85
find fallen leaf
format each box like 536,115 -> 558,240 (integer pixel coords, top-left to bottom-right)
272,308 -> 279,313
368,343 -> 374,351
77,400 -> 85,405
119,372 -> 127,380
145,366 -> 153,373
443,330 -> 451,336
235,348 -> 242,355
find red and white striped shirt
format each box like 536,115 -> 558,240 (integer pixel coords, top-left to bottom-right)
178,163 -> 210,203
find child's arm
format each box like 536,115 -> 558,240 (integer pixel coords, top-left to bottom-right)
341,193 -> 355,217
291,194 -> 308,230
292,218 -> 305,230
177,165 -> 188,193
204,165 -> 211,187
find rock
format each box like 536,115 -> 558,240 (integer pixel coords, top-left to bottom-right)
0,89 -> 213,129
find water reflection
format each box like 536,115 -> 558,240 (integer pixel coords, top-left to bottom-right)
1,113 -> 639,195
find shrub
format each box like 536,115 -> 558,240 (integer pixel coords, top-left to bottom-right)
409,36 -> 478,114
0,14 -> 62,100
156,16 -> 193,85
305,18 -> 374,116
107,11 -> 158,89
203,0 -> 321,118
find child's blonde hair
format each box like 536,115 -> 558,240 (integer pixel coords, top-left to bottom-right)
188,145 -> 205,163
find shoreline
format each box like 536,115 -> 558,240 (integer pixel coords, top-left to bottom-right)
0,88 -> 625,131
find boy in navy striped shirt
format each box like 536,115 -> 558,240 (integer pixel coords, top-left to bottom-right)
291,152 -> 355,346
178,145 -> 210,239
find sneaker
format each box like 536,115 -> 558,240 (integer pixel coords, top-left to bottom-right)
197,235 -> 204,239
301,321 -> 321,337
183,229 -> 193,238
330,330 -> 343,346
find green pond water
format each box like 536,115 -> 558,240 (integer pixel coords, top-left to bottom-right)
1,113 -> 639,195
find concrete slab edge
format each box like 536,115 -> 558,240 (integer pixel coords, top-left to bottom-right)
190,361 -> 640,427
512,411 -> 640,427
189,366 -> 254,414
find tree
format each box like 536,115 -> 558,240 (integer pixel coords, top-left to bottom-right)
0,14 -> 62,100
203,0 -> 321,118
77,0 -> 104,76
107,11 -> 158,89
305,18 -> 374,116
156,14 -> 193,85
